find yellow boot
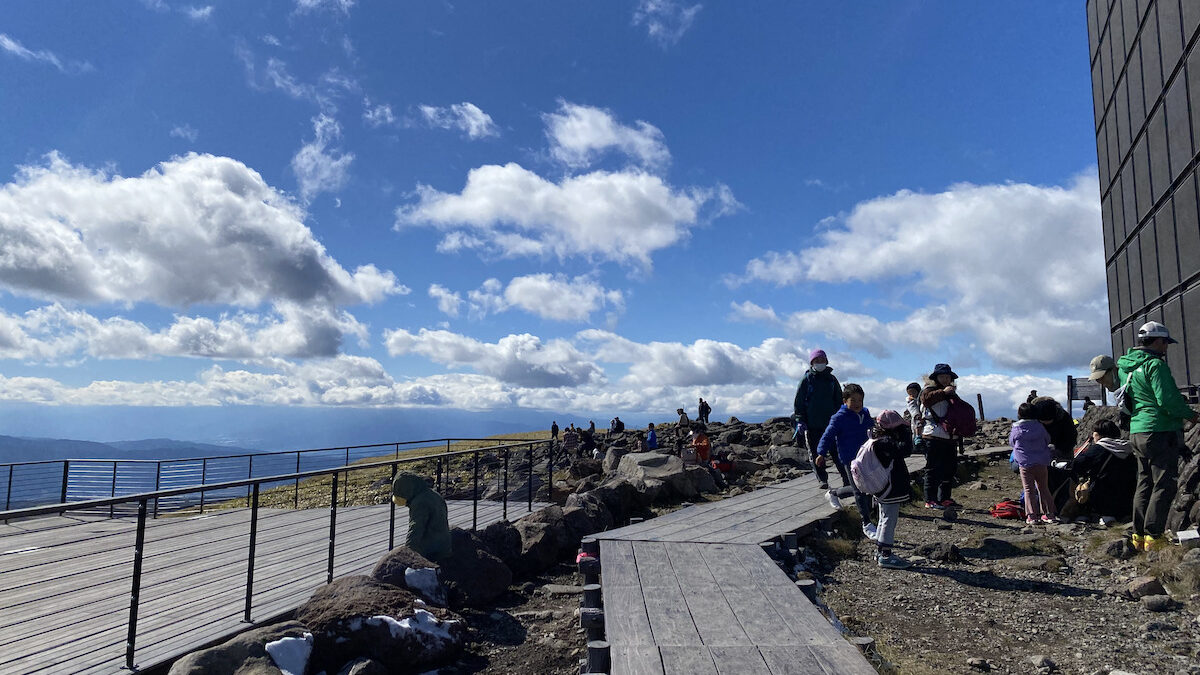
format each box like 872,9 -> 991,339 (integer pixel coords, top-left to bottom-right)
1131,533 -> 1144,551
1143,535 -> 1167,552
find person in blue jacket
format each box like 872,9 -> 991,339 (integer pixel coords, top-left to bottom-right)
816,383 -> 877,538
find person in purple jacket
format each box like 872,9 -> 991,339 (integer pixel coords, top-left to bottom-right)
1009,402 -> 1058,524
817,383 -> 877,538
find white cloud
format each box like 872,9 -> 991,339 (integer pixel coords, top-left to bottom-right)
397,162 -> 737,268
728,300 -> 778,323
419,102 -> 498,139
428,284 -> 463,317
633,0 -> 702,47
385,329 -> 604,388
730,173 -> 1107,371
0,152 -> 404,311
448,274 -> 623,322
169,124 -> 198,142
184,5 -> 214,21
291,114 -> 354,203
235,45 -> 356,112
262,34 -> 282,47
0,33 -> 93,74
363,98 -> 397,127
295,0 -> 354,13
543,101 -> 669,170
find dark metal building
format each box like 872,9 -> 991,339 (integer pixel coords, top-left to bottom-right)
1089,0 -> 1200,384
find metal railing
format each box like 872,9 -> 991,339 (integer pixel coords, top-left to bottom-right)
0,438 -> 561,673
0,437 -> 540,515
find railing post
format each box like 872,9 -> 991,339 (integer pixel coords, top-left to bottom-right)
545,441 -> 553,504
436,457 -> 443,495
5,464 -> 13,511
472,450 -> 479,531
394,443 -> 399,459
527,445 -> 534,512
111,461 -> 118,518
295,453 -> 301,510
244,483 -> 260,623
199,459 -> 208,513
502,448 -> 509,520
60,461 -> 69,504
247,455 -> 254,501
327,472 -> 339,584
125,498 -> 148,670
152,462 -> 161,519
388,463 -> 398,550
342,450 -> 349,505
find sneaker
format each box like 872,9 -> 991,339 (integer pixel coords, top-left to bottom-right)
878,554 -> 912,570
924,501 -> 945,510
1040,515 -> 1056,524
940,499 -> 961,509
818,481 -> 829,490
1099,516 -> 1116,528
862,522 -> 878,540
826,491 -> 842,509
1026,516 -> 1038,525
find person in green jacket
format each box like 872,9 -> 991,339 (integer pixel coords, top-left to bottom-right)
392,472 -> 452,561
1117,321 -> 1199,552
793,348 -> 844,490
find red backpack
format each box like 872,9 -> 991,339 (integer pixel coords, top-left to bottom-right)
989,498 -> 1025,519
930,397 -> 978,437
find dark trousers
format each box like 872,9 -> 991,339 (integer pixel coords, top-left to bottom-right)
923,437 -> 958,503
805,428 -> 850,487
830,484 -> 876,525
1130,430 -> 1182,537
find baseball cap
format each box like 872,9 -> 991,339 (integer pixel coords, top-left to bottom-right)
1137,321 -> 1178,344
1088,355 -> 1116,381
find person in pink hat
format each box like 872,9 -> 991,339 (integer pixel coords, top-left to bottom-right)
793,348 -> 845,490
869,410 -> 916,569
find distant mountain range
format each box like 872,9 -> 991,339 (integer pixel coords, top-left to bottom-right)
0,435 -> 259,464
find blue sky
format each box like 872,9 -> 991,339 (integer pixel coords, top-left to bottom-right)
0,1 -> 1107,443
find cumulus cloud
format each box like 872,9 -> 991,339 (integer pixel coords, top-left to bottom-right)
543,101 -> 669,169
292,114 -> 354,203
633,0 -> 702,47
730,173 -> 1106,370
385,329 -> 604,388
0,152 -> 405,313
418,102 -> 498,139
397,162 -> 737,268
0,33 -> 93,74
440,275 -> 623,322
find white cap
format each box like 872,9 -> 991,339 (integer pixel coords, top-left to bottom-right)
1137,321 -> 1178,344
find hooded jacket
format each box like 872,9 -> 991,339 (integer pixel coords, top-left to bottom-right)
1117,347 -> 1196,433
871,430 -> 914,504
817,404 -> 874,466
1008,419 -> 1052,468
793,367 -> 843,432
392,473 -> 452,561
920,381 -> 955,441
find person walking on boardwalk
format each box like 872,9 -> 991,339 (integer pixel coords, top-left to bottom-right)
392,472 -> 451,561
1118,321 -> 1199,551
794,348 -> 844,490
920,363 -> 964,510
816,383 -> 877,537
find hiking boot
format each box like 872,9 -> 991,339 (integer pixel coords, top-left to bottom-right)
877,553 -> 912,569
1143,535 -> 1168,552
862,522 -> 878,540
924,501 -> 945,510
826,491 -> 842,509
1131,533 -> 1144,551
818,482 -> 829,490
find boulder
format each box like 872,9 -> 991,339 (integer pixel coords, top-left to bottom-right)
913,542 -> 963,563
1127,576 -> 1167,599
512,506 -> 570,576
685,465 -> 718,495
562,502 -> 612,544
1141,594 -> 1179,612
337,658 -> 389,675
970,533 -> 1063,559
574,474 -> 602,494
733,459 -> 770,475
1101,538 -> 1137,560
616,452 -> 696,499
168,621 -> 308,675
586,476 -> 643,521
438,528 -> 512,607
570,458 -> 603,479
765,445 -> 805,468
765,416 -> 793,427
1003,555 -> 1068,572
717,428 -> 745,445
770,431 -> 795,446
602,447 -> 628,474
477,520 -> 522,570
743,431 -> 769,447
370,547 -> 445,605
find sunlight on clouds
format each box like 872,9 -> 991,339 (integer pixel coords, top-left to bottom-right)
543,100 -> 670,169
430,275 -> 623,322
292,114 -> 354,203
419,102 -> 499,139
384,329 -> 605,388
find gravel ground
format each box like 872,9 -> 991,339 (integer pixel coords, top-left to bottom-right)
811,458 -> 1200,675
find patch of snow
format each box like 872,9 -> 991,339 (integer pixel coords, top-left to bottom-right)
365,609 -> 460,646
265,632 -> 313,675
405,566 -> 447,606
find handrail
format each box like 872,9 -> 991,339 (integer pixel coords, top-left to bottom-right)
0,436 -> 558,672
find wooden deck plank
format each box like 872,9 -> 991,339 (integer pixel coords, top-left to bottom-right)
599,539 -> 639,587
659,645 -> 717,674
610,645 -> 664,675
808,643 -> 878,675
709,646 -> 772,674
641,581 -> 702,646
758,645 -> 835,675
601,584 -> 656,646
663,543 -> 752,646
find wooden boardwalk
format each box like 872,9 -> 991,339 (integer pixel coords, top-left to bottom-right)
596,456 -> 928,674
0,499 -> 547,674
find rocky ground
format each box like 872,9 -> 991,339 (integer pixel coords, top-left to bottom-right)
811,457 -> 1200,675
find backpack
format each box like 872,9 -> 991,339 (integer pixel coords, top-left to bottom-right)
989,498 -> 1025,519
1113,365 -> 1144,431
929,397 -> 978,437
850,438 -> 892,495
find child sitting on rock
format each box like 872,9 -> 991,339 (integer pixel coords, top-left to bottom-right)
871,410 -> 915,570
1009,402 -> 1058,524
